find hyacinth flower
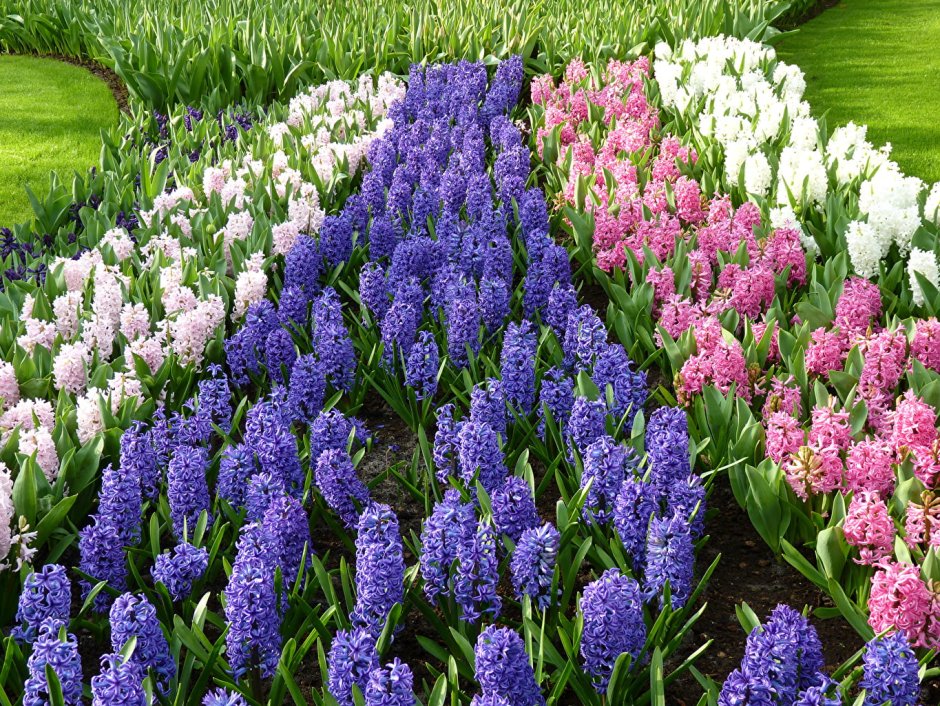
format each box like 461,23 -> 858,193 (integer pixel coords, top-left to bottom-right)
473,625 -> 544,706
23,619 -> 83,706
469,379 -> 507,438
455,519 -> 503,623
643,512 -> 694,609
91,653 -> 146,706
491,476 -> 540,543
645,406 -> 691,489
167,444 -> 213,539
78,515 -> 127,613
286,353 -> 326,423
404,330 -> 440,400
419,489 -> 476,605
510,522 -> 559,610
580,435 -> 633,525
152,542 -> 209,601
327,627 -> 378,706
537,367 -> 574,439
120,420 -> 159,501
859,632 -> 920,706
579,568 -> 646,692
365,658 -> 416,706
109,592 -> 176,693
97,461 -> 143,544
216,443 -> 258,509
315,448 -> 372,528
352,503 -> 405,637
457,420 -> 508,494
262,493 -> 312,586
13,563 -> 71,643
202,689 -> 249,706
245,396 -> 304,493
500,320 -> 537,415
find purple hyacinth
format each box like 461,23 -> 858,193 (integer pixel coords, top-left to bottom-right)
245,472 -> 286,522
245,397 -> 304,492
510,523 -> 559,610
470,378 -> 507,438
97,462 -> 143,544
455,519 -> 502,623
613,477 -> 659,570
287,353 -> 326,423
592,344 -> 647,425
13,564 -> 71,643
167,444 -> 212,538
120,421 -> 159,501
717,605 -> 825,706
359,261 -> 390,321
580,568 -> 647,692
793,675 -> 842,706
327,627 -> 378,706
563,305 -> 607,373
405,330 -> 439,400
537,367 -> 574,438
646,407 -> 691,489
581,435 -> 634,524
224,524 -> 282,680
151,542 -> 209,601
284,235 -> 322,295
479,276 -> 511,332
567,396 -> 607,460
644,512 -> 694,609
471,696 -> 512,706
312,289 -> 356,391
309,408 -> 368,466
365,659 -> 416,706
23,619 -> 83,706
860,632 -> 920,706
667,474 -> 706,540
457,420 -> 507,494
320,211 -> 355,267
277,284 -> 309,330
381,289 -> 421,366
473,625 -> 544,706
150,407 -> 171,475
78,516 -> 127,612
500,321 -> 537,415
262,494 -> 312,585
420,490 -> 476,604
481,55 -> 523,127
203,689 -> 249,706
109,592 -> 175,692
491,476 -> 539,542
352,503 -> 406,637
446,286 -> 481,367
432,403 -> 459,482
91,653 -> 145,706
196,363 -> 233,434
264,327 -> 296,385
545,284 -> 577,338
216,443 -> 258,508
315,449 -> 371,528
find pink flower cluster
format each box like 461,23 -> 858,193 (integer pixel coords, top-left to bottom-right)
676,317 -> 751,404
868,559 -> 940,649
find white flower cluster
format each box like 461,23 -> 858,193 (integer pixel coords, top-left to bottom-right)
654,35 -> 940,287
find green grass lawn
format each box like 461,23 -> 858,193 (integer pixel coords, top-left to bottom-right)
775,0 -> 940,185
0,55 -> 118,228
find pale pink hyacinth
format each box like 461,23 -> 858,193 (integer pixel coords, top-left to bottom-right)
169,295 -> 224,367
222,210 -> 254,253
52,291 -> 83,341
127,332 -> 167,374
107,372 -> 143,413
75,389 -> 106,444
765,411 -> 804,463
868,559 -> 935,649
0,362 -> 19,409
834,276 -> 882,332
101,227 -> 135,261
911,318 -> 940,372
0,463 -> 14,565
845,439 -> 896,496
57,250 -> 99,291
904,491 -> 940,550
272,221 -> 301,256
0,399 -> 54,434
843,491 -> 895,565
120,303 -> 152,341
785,445 -> 843,499
232,253 -> 268,321
19,427 -> 59,482
18,306 -> 56,355
891,389 -> 938,452
203,164 -> 230,198
52,343 -> 89,395
804,327 -> 849,376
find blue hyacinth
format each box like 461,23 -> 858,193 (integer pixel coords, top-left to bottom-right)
314,448 -> 371,528
405,330 -> 439,400
473,625 -> 544,706
455,519 -> 502,623
420,490 -> 476,605
365,658 -> 416,706
24,619 -> 83,706
469,378 -> 506,438
500,321 -> 537,415
491,476 -> 539,543
262,493 -> 312,586
352,503 -> 406,637
216,443 -> 258,508
152,542 -> 209,601
78,516 -> 127,613
327,627 -> 378,706
644,512 -> 695,609
167,444 -> 212,538
581,435 -> 634,525
860,632 -> 920,706
91,653 -> 145,706
109,592 -> 176,693
646,407 -> 691,489
13,564 -> 71,644
510,523 -> 559,610
457,420 -> 507,494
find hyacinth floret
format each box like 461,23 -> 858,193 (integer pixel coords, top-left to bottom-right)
13,563 -> 71,643
109,592 -> 176,692
859,631 -> 920,706
167,444 -> 213,538
510,523 -> 559,610
365,658 -> 416,706
455,519 -> 502,623
473,625 -> 544,706
151,542 -> 208,601
327,627 -> 378,706
351,503 -> 406,637
315,448 -> 372,528
24,619 -> 83,706
90,653 -> 145,706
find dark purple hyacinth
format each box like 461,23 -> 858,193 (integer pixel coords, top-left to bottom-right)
23,619 -> 83,706
405,330 -> 439,400
224,524 -> 282,680
167,444 -> 212,538
545,284 -> 577,337
420,489 -> 476,605
491,476 -> 539,543
327,627 -> 378,706
109,592 -> 175,692
278,284 -> 309,330
473,625 -> 544,706
152,542 -> 209,601
13,564 -> 71,644
311,293 -> 356,391
352,503 -> 406,637
91,653 -> 145,706
510,523 -> 559,610
314,448 -> 371,528
644,512 -> 694,609
96,460 -> 143,546
667,474 -> 706,540
359,261 -> 391,320
455,519 -> 502,623
580,568 -> 646,692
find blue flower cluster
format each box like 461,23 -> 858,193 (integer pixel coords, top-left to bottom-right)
13,563 -> 71,643
327,627 -> 378,706
352,503 -> 406,637
859,632 -> 921,706
365,658 -> 416,706
151,542 -> 209,601
90,653 -> 145,706
455,519 -> 502,623
473,625 -> 544,706
23,619 -> 83,706
109,592 -> 176,693
419,489 -> 476,605
510,522 -> 559,610
315,448 -> 372,528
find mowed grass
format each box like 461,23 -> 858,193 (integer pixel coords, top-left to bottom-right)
0,55 -> 118,227
776,0 -> 940,185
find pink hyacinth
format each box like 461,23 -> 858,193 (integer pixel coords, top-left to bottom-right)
805,327 -> 849,376
785,445 -> 843,499
656,296 -> 703,342
677,317 -> 751,404
808,406 -> 853,452
765,411 -> 804,463
904,491 -> 940,550
858,328 -> 907,396
761,377 -> 801,418
752,322 -> 780,364
761,227 -> 807,286
646,267 -> 676,315
673,176 -> 704,225
687,251 -> 713,302
912,318 -> 940,372
0,362 -> 19,410
843,491 -> 895,565
530,74 -> 555,105
868,560 -> 933,648
911,441 -> 940,488
845,439 -> 896,496
729,265 -> 776,320
834,277 -> 882,333
891,389 -> 938,453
